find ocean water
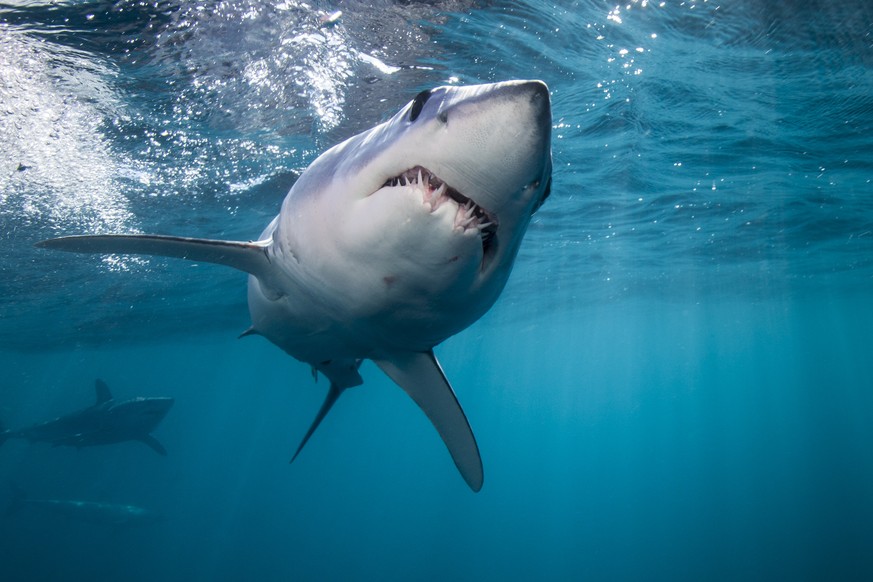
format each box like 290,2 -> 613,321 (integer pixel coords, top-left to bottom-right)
1,0 -> 872,580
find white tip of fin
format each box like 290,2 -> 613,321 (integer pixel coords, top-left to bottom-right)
375,351 -> 483,492
36,234 -> 273,280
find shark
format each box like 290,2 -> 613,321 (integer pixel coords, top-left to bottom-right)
6,487 -> 160,526
0,379 -> 174,455
36,80 -> 553,491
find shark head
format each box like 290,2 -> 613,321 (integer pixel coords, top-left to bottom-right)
267,80 -> 552,354
322,80 -> 551,268
107,397 -> 175,432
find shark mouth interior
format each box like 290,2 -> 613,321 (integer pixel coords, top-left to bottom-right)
382,166 -> 498,254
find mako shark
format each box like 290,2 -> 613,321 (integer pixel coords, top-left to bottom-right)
37,80 -> 553,491
7,487 -> 160,526
0,379 -> 174,455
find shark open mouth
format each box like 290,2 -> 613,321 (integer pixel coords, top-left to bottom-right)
382,166 -> 498,253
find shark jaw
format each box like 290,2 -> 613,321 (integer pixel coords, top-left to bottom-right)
379,166 -> 498,265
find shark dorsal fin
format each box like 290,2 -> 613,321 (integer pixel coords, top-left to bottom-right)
94,379 -> 112,404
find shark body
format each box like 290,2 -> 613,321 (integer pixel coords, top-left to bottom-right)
37,80 -> 553,490
0,380 -> 174,455
6,487 -> 160,526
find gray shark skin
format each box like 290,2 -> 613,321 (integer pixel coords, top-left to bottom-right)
7,488 -> 160,526
0,379 -> 174,455
36,80 -> 553,491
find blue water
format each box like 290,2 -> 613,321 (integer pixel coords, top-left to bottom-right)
2,0 -> 872,580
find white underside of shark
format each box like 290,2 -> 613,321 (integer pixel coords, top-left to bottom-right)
38,80 -> 553,491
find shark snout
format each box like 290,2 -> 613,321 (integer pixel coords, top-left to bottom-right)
507,80 -> 552,163
145,397 -> 175,416
511,82 -> 552,211
528,80 -> 551,121
120,396 -> 175,421
474,79 -> 551,130
501,79 -> 551,120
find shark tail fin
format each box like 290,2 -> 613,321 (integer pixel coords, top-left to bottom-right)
35,234 -> 274,281
95,379 -> 112,405
374,350 -> 483,492
290,383 -> 344,464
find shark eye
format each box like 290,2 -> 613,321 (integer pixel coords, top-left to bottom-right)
409,89 -> 432,122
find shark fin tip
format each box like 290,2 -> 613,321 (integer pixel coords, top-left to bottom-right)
290,384 -> 344,465
238,327 -> 259,339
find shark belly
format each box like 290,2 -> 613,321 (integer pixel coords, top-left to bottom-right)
247,188 -> 503,366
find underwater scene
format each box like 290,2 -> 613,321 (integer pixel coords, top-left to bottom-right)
1,0 -> 872,580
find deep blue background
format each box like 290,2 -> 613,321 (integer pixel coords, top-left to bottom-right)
2,1 -> 872,580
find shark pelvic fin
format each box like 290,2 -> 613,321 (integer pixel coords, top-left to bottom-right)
139,435 -> 168,456
238,327 -> 260,339
95,379 -> 112,405
290,383 -> 344,464
36,234 -> 273,281
374,350 -> 483,492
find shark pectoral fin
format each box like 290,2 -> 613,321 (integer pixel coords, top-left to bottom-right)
374,351 -> 483,492
291,383 -> 344,464
139,435 -> 168,456
36,234 -> 273,281
95,379 -> 112,405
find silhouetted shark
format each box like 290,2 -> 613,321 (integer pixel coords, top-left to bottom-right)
6,486 -> 160,526
0,379 -> 173,455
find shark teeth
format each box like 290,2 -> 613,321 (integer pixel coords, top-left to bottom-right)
383,166 -> 497,245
